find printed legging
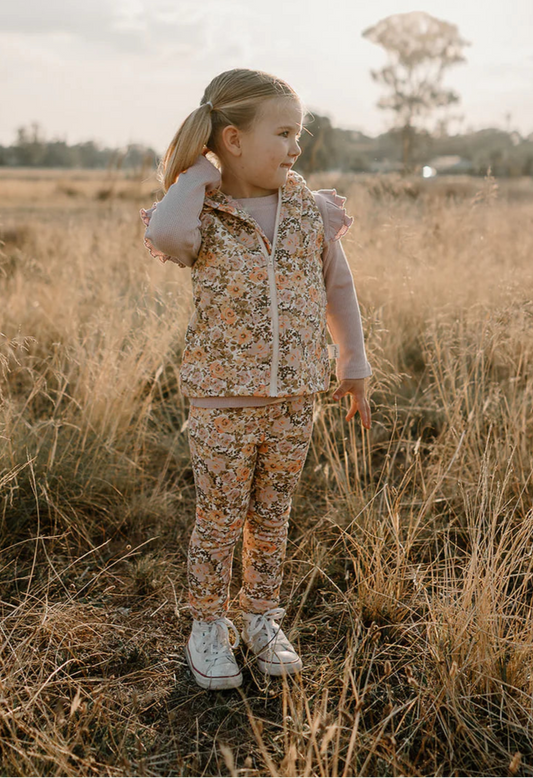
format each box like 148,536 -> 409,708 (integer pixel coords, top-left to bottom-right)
187,395 -> 315,621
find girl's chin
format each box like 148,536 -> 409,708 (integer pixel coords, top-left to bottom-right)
249,169 -> 289,194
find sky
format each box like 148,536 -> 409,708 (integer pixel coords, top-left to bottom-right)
1,0 -> 532,153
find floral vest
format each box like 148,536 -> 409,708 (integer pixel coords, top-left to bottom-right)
179,170 -> 330,398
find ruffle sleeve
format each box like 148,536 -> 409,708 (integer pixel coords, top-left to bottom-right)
314,189 -> 354,243
139,204 -> 186,267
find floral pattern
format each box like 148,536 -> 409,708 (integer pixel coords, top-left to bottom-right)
187,396 -> 314,621
179,171 -> 330,398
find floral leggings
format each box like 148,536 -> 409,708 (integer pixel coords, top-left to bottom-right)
187,395 -> 315,622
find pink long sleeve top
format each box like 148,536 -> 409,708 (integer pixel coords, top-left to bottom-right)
141,155 -> 371,408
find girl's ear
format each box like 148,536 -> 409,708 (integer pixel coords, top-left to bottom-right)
219,125 -> 242,158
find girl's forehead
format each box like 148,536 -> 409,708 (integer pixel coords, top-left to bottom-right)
258,97 -> 303,127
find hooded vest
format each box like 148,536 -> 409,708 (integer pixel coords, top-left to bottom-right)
179,170 -> 330,398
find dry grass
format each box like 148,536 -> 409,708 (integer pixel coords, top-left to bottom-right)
1,167 -> 533,776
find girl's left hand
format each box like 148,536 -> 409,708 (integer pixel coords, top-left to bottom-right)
332,378 -> 371,428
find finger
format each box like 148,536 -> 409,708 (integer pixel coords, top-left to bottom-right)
359,399 -> 372,429
345,395 -> 359,422
332,388 -> 346,401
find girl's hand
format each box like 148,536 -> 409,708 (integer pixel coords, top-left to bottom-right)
332,378 -> 371,428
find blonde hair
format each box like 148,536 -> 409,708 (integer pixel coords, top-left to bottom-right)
158,69 -> 301,191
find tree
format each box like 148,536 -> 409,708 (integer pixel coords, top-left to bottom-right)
297,114 -> 336,175
362,12 -> 470,172
15,122 -> 47,166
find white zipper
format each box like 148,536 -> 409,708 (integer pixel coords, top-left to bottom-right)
258,190 -> 282,396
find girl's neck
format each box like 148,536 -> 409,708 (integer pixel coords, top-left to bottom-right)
219,168 -> 278,200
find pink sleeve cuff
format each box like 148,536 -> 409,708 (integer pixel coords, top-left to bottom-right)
139,205 -> 186,267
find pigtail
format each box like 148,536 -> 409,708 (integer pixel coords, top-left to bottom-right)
158,104 -> 213,192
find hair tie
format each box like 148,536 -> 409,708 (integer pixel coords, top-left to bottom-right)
204,100 -> 213,111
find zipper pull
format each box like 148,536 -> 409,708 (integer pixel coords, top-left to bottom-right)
258,230 -> 274,266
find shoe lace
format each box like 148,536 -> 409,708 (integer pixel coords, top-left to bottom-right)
197,617 -> 240,663
246,607 -> 290,649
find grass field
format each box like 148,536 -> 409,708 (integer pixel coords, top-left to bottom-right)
1,166 -> 533,776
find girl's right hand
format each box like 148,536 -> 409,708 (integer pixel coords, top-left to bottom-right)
332,378 -> 371,428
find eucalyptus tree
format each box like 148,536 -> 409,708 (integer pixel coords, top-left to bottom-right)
363,12 -> 470,171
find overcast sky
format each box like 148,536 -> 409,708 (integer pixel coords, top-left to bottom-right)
1,0 -> 532,152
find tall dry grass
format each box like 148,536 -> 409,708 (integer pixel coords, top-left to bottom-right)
1,168 -> 533,776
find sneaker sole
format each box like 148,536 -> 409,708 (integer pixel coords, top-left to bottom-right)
256,655 -> 303,676
185,644 -> 243,690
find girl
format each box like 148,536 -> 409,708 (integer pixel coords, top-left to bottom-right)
140,68 -> 372,690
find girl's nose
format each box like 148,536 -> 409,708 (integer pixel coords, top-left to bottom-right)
290,140 -> 301,158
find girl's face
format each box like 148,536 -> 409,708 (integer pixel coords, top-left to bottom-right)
221,97 -> 303,197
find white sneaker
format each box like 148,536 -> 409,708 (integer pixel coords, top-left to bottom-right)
242,608 -> 303,676
185,617 -> 243,690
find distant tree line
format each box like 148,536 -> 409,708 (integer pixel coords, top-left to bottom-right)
296,114 -> 533,177
0,123 -> 158,170
1,120 -> 532,178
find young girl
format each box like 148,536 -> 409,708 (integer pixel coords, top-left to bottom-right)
140,68 -> 372,690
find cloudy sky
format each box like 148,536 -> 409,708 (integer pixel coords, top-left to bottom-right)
1,0 -> 532,152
